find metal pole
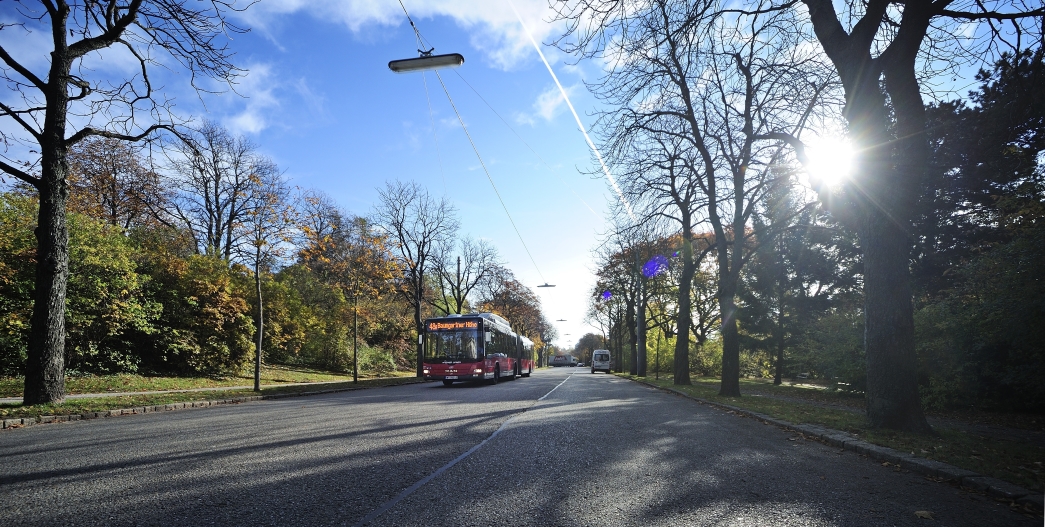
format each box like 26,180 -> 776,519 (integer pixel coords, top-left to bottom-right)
353,291 -> 358,384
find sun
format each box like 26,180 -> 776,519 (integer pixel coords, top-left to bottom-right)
804,137 -> 854,188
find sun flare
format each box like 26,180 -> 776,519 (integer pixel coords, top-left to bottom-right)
805,137 -> 854,188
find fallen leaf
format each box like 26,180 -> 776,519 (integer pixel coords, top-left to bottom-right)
914,510 -> 934,520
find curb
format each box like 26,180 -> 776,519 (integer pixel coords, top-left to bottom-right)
1,379 -> 427,432
629,377 -> 1044,512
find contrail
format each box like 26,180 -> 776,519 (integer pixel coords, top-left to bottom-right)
507,0 -> 636,221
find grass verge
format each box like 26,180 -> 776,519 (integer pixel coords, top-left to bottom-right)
0,375 -> 423,422
0,365 -> 413,398
622,373 -> 1044,494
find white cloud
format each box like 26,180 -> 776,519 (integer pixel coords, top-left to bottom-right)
237,0 -> 565,71
517,83 -> 578,125
225,64 -> 280,135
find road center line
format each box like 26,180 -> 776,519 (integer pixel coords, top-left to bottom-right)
352,374 -> 573,526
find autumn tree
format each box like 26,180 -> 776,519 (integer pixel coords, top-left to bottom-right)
373,181 -> 458,377
66,137 -> 166,230
477,265 -> 549,342
299,190 -> 400,381
238,170 -> 296,391
0,0 -> 247,404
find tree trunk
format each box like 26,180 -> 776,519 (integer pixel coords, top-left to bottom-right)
24,34 -> 73,406
774,235 -> 786,386
254,260 -> 263,392
414,289 -> 424,377
861,205 -> 928,430
626,292 -> 637,375
24,160 -> 70,405
673,227 -> 694,385
718,280 -> 741,396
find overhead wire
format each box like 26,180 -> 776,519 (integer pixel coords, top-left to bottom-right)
432,69 -> 549,284
451,69 -> 601,220
395,0 -> 551,284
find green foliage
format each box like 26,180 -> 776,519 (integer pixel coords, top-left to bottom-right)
356,344 -> 397,376
916,222 -> 1045,411
0,194 -> 35,376
65,213 -> 159,373
690,338 -> 722,377
138,250 -> 255,375
789,307 -> 866,392
0,194 -> 160,375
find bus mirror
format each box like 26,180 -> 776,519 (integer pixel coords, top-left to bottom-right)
485,331 -> 492,343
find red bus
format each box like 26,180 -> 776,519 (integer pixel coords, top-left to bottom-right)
422,313 -> 535,386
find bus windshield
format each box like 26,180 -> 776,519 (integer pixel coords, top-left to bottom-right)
425,329 -> 480,362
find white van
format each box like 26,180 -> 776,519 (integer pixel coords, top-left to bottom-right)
591,349 -> 611,373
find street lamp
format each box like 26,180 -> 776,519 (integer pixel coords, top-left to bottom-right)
537,283 -> 555,288
388,53 -> 465,73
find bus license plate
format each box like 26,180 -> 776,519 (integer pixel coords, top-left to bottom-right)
445,376 -> 458,379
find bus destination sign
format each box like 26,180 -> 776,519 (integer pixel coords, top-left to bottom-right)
428,320 -> 479,332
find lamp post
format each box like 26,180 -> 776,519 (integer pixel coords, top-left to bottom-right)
353,288 -> 358,384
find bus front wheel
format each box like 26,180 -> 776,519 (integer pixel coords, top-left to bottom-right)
488,366 -> 500,385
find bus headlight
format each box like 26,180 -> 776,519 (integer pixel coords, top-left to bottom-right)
474,368 -> 483,374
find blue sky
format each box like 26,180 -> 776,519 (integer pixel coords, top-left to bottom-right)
0,0 -> 619,347
225,1 -> 613,347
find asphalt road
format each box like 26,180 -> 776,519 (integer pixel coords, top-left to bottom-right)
0,367 -> 1035,526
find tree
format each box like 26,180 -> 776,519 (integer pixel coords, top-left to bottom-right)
432,236 -> 500,315
574,333 -> 606,364
166,122 -> 275,261
238,170 -> 296,391
373,181 -> 458,377
0,1 -> 246,404
476,265 -> 546,340
66,137 -> 166,230
553,0 -> 830,391
782,0 -> 1043,431
299,190 -> 400,380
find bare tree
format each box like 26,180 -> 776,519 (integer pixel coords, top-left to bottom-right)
166,122 -> 275,261
373,181 -> 459,377
0,0 -> 246,404
554,0 -> 830,390
432,236 -> 500,315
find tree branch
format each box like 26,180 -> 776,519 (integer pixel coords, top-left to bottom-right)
0,99 -> 42,140
67,0 -> 143,59
65,124 -> 177,147
0,43 -> 46,90
0,159 -> 40,189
